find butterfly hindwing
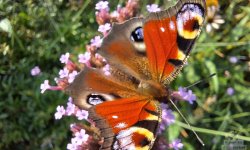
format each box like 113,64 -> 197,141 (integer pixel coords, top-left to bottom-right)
89,97 -> 161,150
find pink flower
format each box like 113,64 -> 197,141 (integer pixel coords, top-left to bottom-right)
98,23 -> 111,34
78,52 -> 91,64
169,139 -> 184,150
178,87 -> 196,104
90,36 -> 102,48
59,68 -> 69,78
55,105 -> 66,119
146,4 -> 161,12
76,109 -> 88,120
60,52 -> 70,64
103,64 -> 111,76
95,1 -> 109,11
110,10 -> 119,18
30,66 -> 41,76
74,129 -> 89,145
66,100 -> 76,116
67,138 -> 79,150
40,80 -> 51,93
68,71 -> 78,83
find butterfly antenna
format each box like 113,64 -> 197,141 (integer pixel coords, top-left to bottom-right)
169,99 -> 205,146
185,73 -> 216,89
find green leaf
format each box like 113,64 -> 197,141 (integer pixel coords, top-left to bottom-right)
204,60 -> 219,93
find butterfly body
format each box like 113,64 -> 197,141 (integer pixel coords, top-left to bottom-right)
67,0 -> 206,149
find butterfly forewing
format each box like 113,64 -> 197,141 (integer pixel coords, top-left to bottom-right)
144,0 -> 206,84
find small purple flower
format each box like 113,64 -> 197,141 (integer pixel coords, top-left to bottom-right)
90,36 -> 102,48
68,97 -> 73,103
67,138 -> 78,150
76,109 -> 88,120
159,104 -> 175,133
103,64 -> 111,76
146,4 -> 161,12
60,52 -> 70,64
169,139 -> 184,150
55,105 -> 66,119
66,101 -> 76,116
229,56 -> 238,64
74,129 -> 89,145
98,23 -> 111,34
40,80 -> 51,93
111,10 -> 119,18
59,68 -> 69,78
95,1 -> 109,11
68,71 -> 78,83
226,87 -> 234,96
78,52 -> 91,64
30,66 -> 41,76
178,87 -> 196,104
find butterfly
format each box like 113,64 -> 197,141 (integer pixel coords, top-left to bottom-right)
66,0 -> 206,149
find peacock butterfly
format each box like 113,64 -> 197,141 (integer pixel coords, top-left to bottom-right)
66,0 -> 206,149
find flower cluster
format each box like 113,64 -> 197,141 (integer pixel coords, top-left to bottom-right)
54,97 -> 88,120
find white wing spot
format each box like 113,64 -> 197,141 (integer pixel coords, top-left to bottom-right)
160,27 -> 165,32
112,115 -> 118,119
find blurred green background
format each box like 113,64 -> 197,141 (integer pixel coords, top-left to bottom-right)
0,0 -> 250,150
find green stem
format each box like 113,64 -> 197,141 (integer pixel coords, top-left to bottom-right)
176,121 -> 250,142
196,41 -> 250,47
202,112 -> 250,123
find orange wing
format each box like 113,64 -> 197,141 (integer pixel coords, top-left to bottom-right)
89,97 -> 161,150
143,0 -> 206,83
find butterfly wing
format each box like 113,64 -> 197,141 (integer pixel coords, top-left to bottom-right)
89,97 -> 161,150
66,67 -> 140,109
144,0 -> 206,83
98,18 -> 152,81
66,68 -> 161,149
66,0 -> 206,149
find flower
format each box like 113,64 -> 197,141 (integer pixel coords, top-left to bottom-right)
54,105 -> 66,119
59,68 -> 69,78
206,0 -> 219,8
78,52 -> 91,64
206,5 -> 225,33
76,109 -> 88,120
90,36 -> 102,48
67,138 -> 79,150
68,71 -> 78,83
60,52 -> 70,64
40,80 -> 51,93
169,139 -> 184,150
146,4 -> 161,13
74,129 -> 89,145
159,104 -> 175,133
178,87 -> 196,104
103,64 -> 111,76
95,1 -> 109,11
66,100 -> 76,116
226,87 -> 234,96
98,23 -> 111,34
229,56 -> 238,64
30,66 -> 41,76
